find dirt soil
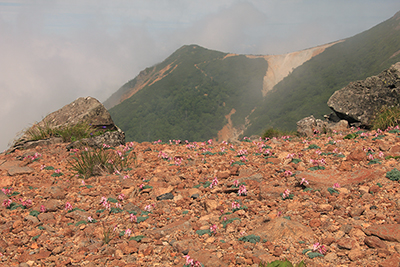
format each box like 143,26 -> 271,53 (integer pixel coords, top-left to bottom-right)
1,127 -> 400,266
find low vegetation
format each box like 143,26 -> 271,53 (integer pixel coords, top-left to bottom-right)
69,144 -> 135,179
372,105 -> 400,130
258,259 -> 306,267
262,127 -> 297,139
25,121 -> 106,142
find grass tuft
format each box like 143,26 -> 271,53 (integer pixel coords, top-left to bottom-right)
69,146 -> 135,179
25,120 -> 111,142
372,105 -> 400,130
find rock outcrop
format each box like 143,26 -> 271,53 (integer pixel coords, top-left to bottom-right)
328,62 -> 400,128
9,96 -> 123,152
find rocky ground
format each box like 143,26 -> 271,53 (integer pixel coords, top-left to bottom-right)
1,127 -> 400,267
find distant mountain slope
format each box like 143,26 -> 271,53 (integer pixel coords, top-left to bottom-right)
244,10 -> 400,136
107,45 -> 269,142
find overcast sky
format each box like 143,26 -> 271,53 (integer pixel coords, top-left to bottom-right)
1,0 -> 400,151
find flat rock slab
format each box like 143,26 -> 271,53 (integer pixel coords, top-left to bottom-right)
190,250 -> 229,267
151,218 -> 191,237
297,169 -> 384,189
364,224 -> 400,242
0,160 -> 22,170
7,166 -> 34,176
252,217 -> 314,243
0,160 -> 34,176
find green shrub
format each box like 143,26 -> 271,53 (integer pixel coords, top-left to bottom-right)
259,259 -> 306,267
386,168 -> 400,181
238,234 -> 260,244
372,105 -> 400,130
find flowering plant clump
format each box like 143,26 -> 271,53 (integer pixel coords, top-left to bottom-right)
232,201 -> 241,210
1,187 -> 13,195
51,168 -> 63,177
65,202 -> 73,211
40,205 -> 46,213
2,199 -> 12,208
24,152 -> 42,162
209,177 -> 218,188
281,189 -> 293,200
237,184 -> 247,196
300,178 -> 309,187
2,197 -> 33,210
183,255 -> 203,267
209,224 -> 217,235
158,151 -> 170,160
308,158 -> 326,171
284,170 -> 293,177
302,242 -> 326,259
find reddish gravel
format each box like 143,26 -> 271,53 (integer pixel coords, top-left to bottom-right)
1,128 -> 400,267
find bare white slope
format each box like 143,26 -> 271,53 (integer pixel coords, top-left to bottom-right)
247,40 -> 344,96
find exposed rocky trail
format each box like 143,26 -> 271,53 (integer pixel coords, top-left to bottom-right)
1,128 -> 400,267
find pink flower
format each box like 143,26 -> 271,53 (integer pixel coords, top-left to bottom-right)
123,175 -> 130,179
40,205 -> 46,213
130,214 -> 137,222
210,224 -> 217,235
300,178 -> 309,186
22,199 -> 32,208
144,204 -> 152,211
55,169 -> 61,174
125,228 -> 132,236
233,180 -> 239,187
286,153 -> 295,159
88,216 -> 93,222
312,242 -> 320,251
284,170 -> 293,177
232,201 -> 240,210
209,177 -> 218,188
2,199 -> 12,208
318,245 -> 327,255
183,255 -> 193,265
40,165 -> 46,170
118,194 -> 125,201
368,154 -> 374,160
333,183 -> 340,189
65,202 -> 73,211
282,189 -> 291,199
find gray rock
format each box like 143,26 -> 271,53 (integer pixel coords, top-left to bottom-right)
296,115 -> 327,137
156,192 -> 174,201
328,62 -> 400,127
9,96 -> 124,152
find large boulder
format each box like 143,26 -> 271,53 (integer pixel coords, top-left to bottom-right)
327,62 -> 400,127
10,96 -> 124,152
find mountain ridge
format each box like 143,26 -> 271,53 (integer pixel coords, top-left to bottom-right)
106,10 -> 400,143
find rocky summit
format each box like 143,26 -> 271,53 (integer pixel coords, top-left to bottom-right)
1,127 -> 400,267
